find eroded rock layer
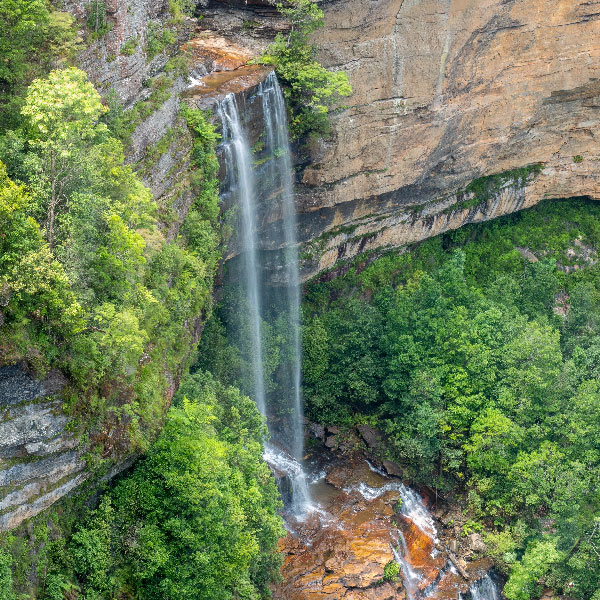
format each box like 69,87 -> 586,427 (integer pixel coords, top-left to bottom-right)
290,0 -> 600,278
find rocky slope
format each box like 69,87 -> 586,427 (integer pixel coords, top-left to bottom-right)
291,0 -> 600,279
274,444 -> 498,600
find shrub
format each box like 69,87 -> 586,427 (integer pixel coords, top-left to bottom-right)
259,0 -> 352,140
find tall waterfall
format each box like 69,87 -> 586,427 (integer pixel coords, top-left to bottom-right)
217,95 -> 267,418
217,72 -> 311,516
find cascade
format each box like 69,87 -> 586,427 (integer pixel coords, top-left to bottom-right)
217,73 -> 310,517
217,94 -> 267,418
392,533 -> 422,600
459,574 -> 501,600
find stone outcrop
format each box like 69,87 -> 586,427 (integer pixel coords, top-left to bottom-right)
287,0 -> 600,279
0,366 -> 85,530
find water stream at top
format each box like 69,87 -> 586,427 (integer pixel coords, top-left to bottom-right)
217,73 -> 310,517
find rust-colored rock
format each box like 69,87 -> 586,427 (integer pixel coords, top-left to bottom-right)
274,454 -> 493,599
185,32 -> 254,71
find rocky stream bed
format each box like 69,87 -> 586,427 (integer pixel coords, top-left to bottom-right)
271,439 -> 501,600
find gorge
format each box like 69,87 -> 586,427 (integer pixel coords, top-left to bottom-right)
1,0 -> 600,599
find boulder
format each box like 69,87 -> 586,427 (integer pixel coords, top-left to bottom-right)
357,425 -> 384,450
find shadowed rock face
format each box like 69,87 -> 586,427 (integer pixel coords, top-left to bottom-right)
282,0 -> 600,278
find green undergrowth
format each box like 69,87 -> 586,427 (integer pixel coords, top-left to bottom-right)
443,163 -> 544,215
302,197 -> 600,598
0,373 -> 284,600
0,66 -> 221,462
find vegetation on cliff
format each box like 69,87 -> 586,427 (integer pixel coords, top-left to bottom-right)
259,0 -> 352,140
302,198 -> 600,599
1,373 -> 284,599
0,5 -> 288,599
1,62 -> 221,456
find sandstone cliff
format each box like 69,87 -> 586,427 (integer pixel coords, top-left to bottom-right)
4,0 -> 600,530
292,0 -> 600,278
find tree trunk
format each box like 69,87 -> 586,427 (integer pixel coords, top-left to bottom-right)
48,151 -> 57,250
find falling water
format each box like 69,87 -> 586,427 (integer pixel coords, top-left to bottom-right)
460,574 -> 501,600
217,74 -> 310,516
392,533 -> 422,600
217,94 -> 267,418
259,72 -> 304,469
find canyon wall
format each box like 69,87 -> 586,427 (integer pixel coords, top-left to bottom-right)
4,0 -> 600,529
291,0 -> 600,279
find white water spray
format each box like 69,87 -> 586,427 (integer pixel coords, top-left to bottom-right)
217,74 -> 310,516
217,93 -> 267,418
460,574 -> 500,600
392,532 -> 422,600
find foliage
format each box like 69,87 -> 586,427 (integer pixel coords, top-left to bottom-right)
1,67 -> 221,459
146,22 -> 178,60
259,0 -> 352,140
302,198 -> 600,597
0,549 -> 15,600
120,37 -> 139,56
0,0 -> 80,130
1,374 -> 284,600
87,0 -> 109,39
383,561 -> 400,582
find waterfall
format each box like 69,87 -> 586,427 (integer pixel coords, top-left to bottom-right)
392,533 -> 422,600
460,574 -> 501,600
217,73 -> 310,517
217,94 -> 267,418
259,72 -> 304,469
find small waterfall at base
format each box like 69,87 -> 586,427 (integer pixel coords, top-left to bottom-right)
459,574 -> 500,600
392,532 -> 422,600
217,73 -> 311,518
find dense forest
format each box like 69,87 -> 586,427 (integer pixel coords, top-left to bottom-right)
300,199 -> 600,599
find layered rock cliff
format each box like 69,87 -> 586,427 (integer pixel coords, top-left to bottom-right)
291,0 -> 600,279
4,0 -> 600,530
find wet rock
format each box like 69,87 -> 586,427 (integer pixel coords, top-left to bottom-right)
275,451 -> 494,599
327,425 -> 340,435
325,435 -> 337,449
308,422 -> 325,440
275,492 -> 400,599
382,459 -> 403,478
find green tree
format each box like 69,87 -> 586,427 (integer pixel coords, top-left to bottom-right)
57,373 -> 284,600
0,1 -> 80,130
0,160 -> 83,363
260,0 -> 352,139
21,67 -> 108,248
504,539 -> 562,600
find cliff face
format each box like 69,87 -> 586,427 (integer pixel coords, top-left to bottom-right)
292,0 -> 600,279
0,2 -> 272,531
